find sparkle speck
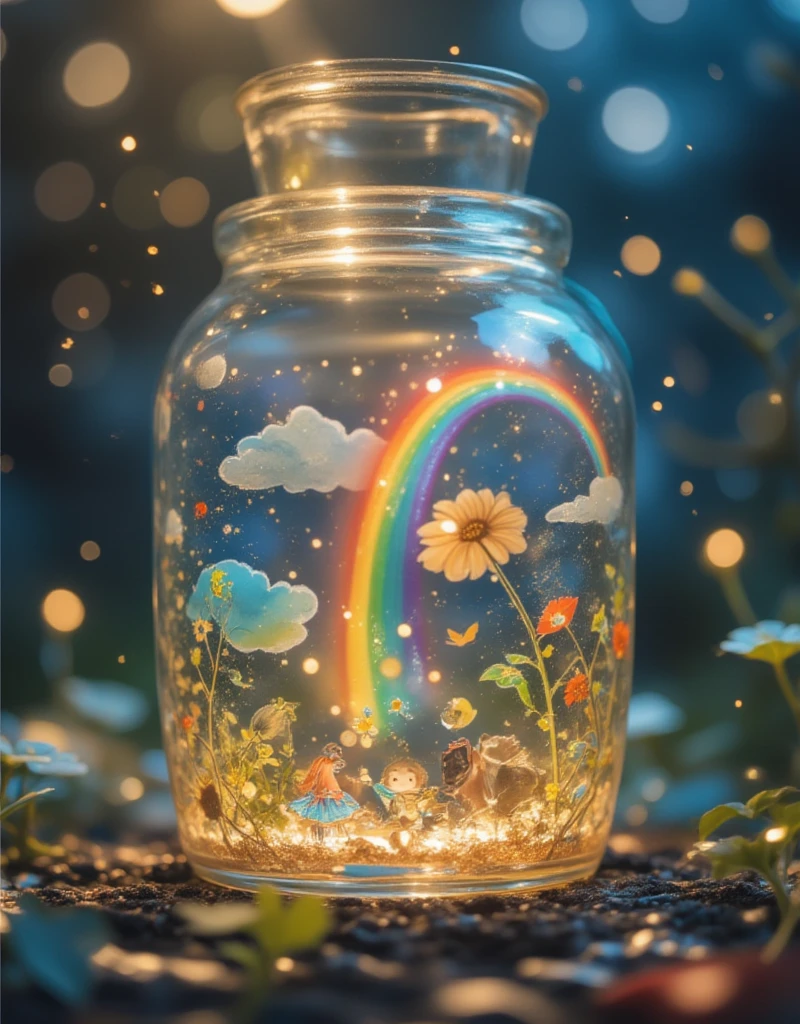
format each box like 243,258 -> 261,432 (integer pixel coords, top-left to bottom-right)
449,45 -> 460,55
652,401 -> 663,412
428,670 -> 442,683
302,657 -> 320,675
152,283 -> 165,296
120,135 -> 137,152
351,365 -> 363,377
311,538 -> 323,549
397,623 -> 412,638
426,377 -> 443,393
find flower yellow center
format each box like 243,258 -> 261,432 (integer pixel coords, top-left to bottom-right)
459,518 -> 489,542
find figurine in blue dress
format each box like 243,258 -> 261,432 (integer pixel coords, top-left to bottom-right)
289,742 -> 359,838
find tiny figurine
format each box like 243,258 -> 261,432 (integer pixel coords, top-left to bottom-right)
360,757 -> 440,829
289,742 -> 359,838
441,735 -> 542,816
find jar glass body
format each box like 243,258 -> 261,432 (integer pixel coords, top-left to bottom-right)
154,62 -> 635,896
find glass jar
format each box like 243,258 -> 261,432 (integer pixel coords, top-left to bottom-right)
154,59 -> 635,896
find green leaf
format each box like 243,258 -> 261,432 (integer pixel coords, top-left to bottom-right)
698,802 -> 754,840
698,835 -> 780,880
219,940 -> 262,973
270,895 -> 331,957
10,895 -> 111,1006
505,654 -> 534,666
746,787 -> 800,817
495,671 -> 525,689
177,901 -> 259,936
479,664 -> 511,681
514,679 -> 536,711
0,787 -> 55,822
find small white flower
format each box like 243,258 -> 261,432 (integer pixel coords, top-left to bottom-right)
720,620 -> 800,665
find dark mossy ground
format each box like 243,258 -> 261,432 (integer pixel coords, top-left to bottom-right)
1,838 -> 798,1024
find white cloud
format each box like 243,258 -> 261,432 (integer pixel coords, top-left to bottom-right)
545,475 -> 623,525
164,508 -> 184,546
219,405 -> 386,493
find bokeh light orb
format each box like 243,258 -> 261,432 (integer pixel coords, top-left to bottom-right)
602,87 -> 670,153
159,177 -> 210,228
177,76 -> 242,153
35,162 -> 94,222
704,528 -> 745,570
48,364 -> 73,387
216,0 -> 290,17
621,235 -> 661,275
52,273 -> 110,331
520,0 -> 588,50
631,0 -> 689,24
80,540 -> 101,561
42,589 -> 85,632
730,215 -> 771,255
63,42 -> 130,108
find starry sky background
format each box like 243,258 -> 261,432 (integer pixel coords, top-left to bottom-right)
2,0 -> 799,823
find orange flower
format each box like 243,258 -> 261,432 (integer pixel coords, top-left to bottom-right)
180,714 -> 194,731
564,674 -> 590,707
194,501 -> 208,519
613,621 -> 630,660
537,597 -> 578,636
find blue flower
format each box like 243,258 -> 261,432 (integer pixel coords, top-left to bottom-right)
1,738 -> 88,777
187,559 -> 318,654
720,621 -> 800,665
571,783 -> 588,803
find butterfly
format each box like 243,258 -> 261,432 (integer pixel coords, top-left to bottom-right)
446,622 -> 479,647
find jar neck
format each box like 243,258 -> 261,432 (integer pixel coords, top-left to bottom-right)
213,187 -> 572,277
236,59 -> 547,196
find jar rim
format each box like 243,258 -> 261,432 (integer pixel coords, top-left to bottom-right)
236,58 -> 548,122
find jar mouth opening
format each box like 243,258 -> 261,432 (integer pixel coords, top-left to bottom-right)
236,58 -> 548,122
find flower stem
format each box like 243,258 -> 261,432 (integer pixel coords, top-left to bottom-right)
485,553 -> 560,792
717,567 -> 757,627
773,660 -> 800,737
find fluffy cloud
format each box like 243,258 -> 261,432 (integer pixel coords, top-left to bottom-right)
219,405 -> 386,493
186,559 -> 318,654
545,475 -> 623,525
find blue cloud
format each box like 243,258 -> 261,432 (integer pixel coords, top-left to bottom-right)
219,405 -> 385,493
187,559 -> 318,654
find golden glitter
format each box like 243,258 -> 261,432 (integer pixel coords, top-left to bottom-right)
147,245 -> 159,255
428,670 -> 442,683
302,657 -> 320,675
152,283 -> 165,295
679,481 -> 694,496
652,401 -> 663,412
120,135 -> 137,152
311,538 -> 323,549
330,705 -> 341,716
663,376 -> 675,387
351,365 -> 363,376
449,45 -> 460,55
397,623 -> 412,638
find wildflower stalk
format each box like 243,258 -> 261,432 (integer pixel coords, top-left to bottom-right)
484,552 -> 560,794
773,660 -> 800,737
565,625 -> 603,750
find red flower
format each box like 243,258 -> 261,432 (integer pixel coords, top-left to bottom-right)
537,596 -> 578,636
564,673 -> 589,707
180,715 -> 194,731
613,621 -> 630,660
194,501 -> 208,519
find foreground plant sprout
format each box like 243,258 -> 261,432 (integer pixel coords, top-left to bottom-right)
178,886 -> 330,1020
694,787 -> 800,962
